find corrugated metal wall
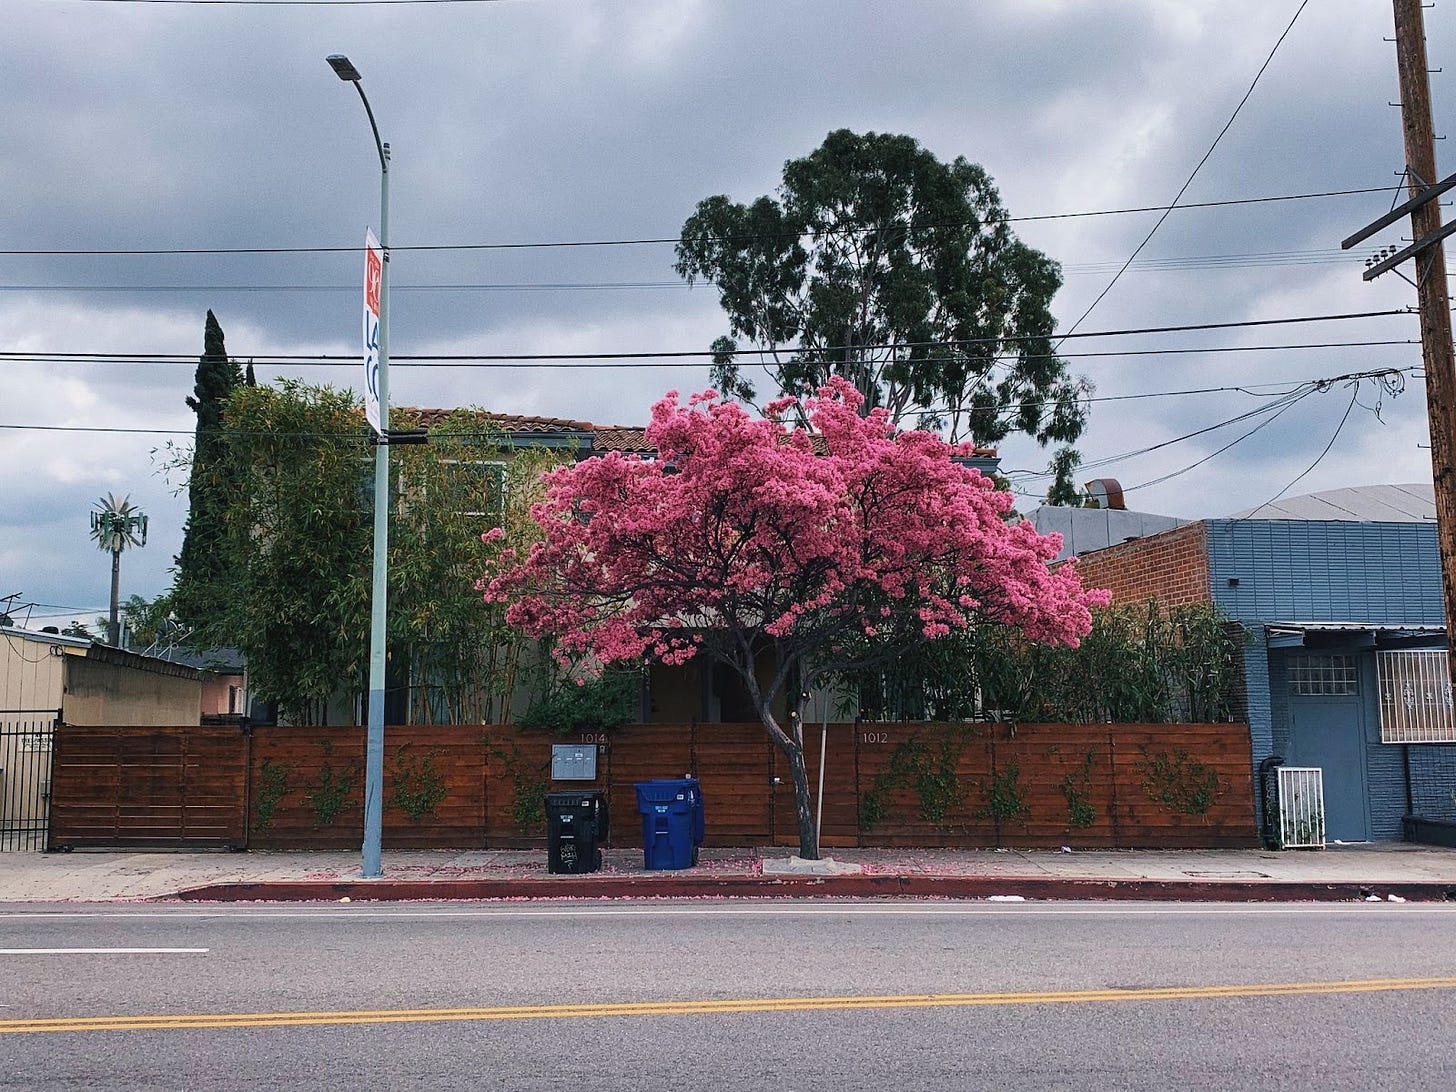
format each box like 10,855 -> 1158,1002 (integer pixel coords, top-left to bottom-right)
1207,520 -> 1444,624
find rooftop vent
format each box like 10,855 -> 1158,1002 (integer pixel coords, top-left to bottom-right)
1085,478 -> 1126,510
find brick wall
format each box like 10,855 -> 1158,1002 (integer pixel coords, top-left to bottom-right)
1070,521 -> 1211,607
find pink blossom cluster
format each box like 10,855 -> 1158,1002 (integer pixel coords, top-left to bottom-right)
478,378 -> 1109,669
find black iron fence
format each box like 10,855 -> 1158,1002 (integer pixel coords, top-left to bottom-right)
1,710 -> 59,851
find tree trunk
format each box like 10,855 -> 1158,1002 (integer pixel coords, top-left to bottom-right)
108,548 -> 122,646
758,704 -> 820,859
782,737 -> 820,860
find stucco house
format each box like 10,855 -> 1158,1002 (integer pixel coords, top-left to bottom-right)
393,409 -> 1003,727
1070,484 -> 1456,844
1,624 -> 205,848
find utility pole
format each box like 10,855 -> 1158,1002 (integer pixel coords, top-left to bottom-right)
1396,0 -> 1456,684
1348,1 -> 1456,684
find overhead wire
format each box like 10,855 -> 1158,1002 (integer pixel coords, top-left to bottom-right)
1005,368 -> 1402,495
1241,384 -> 1363,514
0,308 -> 1418,368
0,185 -> 1401,258
0,336 -> 1421,371
0,365 -> 1420,440
0,246 -> 1382,295
1056,0 -> 1311,342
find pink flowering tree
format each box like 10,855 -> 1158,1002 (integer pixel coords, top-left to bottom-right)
479,379 -> 1108,859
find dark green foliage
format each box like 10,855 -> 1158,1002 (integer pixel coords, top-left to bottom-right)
191,381 -> 370,721
165,381 -> 550,724
488,741 -> 549,832
1138,748 -> 1224,816
1059,752 -> 1098,828
120,593 -> 177,651
307,757 -> 360,828
252,760 -> 291,833
676,129 -> 1090,500
519,660 -> 642,736
388,744 -> 447,822
173,311 -> 245,634
849,602 -> 1244,725
978,758 -> 1029,828
861,732 -> 971,830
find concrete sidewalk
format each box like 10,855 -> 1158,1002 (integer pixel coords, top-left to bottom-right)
4,843 -> 1456,903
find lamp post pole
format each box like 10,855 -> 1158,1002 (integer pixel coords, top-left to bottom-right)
328,54 -> 390,879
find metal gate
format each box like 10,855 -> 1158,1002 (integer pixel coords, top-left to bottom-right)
1,710 -> 59,851
1276,766 -> 1327,849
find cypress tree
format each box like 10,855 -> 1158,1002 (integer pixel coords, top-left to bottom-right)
172,310 -> 243,636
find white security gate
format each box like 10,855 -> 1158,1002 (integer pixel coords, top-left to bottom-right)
1276,766 -> 1326,849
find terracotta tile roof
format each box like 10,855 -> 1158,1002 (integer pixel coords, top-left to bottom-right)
400,408 -> 994,458
406,408 -> 609,432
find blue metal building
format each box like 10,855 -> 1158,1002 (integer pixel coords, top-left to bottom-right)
1075,485 -> 1456,843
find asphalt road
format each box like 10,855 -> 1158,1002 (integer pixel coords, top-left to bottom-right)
2,900 -> 1455,1090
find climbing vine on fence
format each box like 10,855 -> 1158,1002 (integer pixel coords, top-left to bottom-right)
252,759 -> 292,833
306,739 -> 360,828
488,740 -> 549,832
977,758 -> 1029,829
388,744 -> 448,822
1137,748 -> 1224,816
1058,751 -> 1098,829
860,732 -> 971,830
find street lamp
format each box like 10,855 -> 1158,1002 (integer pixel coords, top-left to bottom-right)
328,53 -> 390,879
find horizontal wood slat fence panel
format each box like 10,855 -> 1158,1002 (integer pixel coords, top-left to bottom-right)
47,722 -> 1258,850
49,724 -> 249,849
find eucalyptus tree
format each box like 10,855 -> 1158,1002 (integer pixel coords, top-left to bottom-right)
676,129 -> 1089,499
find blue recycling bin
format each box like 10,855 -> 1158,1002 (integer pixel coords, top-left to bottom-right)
634,778 -> 703,870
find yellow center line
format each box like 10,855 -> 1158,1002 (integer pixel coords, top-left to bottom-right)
4,977 -> 1454,1035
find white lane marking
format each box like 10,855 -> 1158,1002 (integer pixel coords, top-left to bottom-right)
0,947 -> 209,954
2,904 -> 1455,921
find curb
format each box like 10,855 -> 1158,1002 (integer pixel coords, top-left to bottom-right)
166,874 -> 1456,904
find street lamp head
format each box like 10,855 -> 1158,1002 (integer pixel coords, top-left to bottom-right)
327,54 -> 362,82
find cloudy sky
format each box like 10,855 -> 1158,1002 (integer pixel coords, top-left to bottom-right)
1,0 -> 1448,633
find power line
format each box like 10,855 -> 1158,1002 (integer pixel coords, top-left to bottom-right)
0,365 -> 1419,440
1059,0 -> 1311,341
0,185 -> 1399,258
0,337 -> 1421,369
0,309 -> 1418,368
1241,385 -> 1361,513
68,0 -> 511,6
0,247 -> 1374,296
1006,368 -> 1401,491
1122,396 -> 1306,493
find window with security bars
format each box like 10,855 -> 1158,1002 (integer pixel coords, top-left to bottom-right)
1376,649 -> 1456,743
440,459 -> 507,532
1288,654 -> 1359,697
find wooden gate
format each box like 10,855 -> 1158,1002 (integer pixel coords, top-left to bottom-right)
48,723 -> 251,849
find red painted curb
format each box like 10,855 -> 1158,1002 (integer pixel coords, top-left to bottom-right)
165,874 -> 1456,904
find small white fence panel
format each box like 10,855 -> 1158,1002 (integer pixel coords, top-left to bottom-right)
1276,766 -> 1325,849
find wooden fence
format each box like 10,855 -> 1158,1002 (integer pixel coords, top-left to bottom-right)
49,723 -> 249,849
47,720 -> 1257,850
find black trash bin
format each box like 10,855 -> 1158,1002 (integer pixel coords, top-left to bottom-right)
545,790 -> 609,874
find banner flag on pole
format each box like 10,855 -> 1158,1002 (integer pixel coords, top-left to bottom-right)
363,228 -> 383,435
